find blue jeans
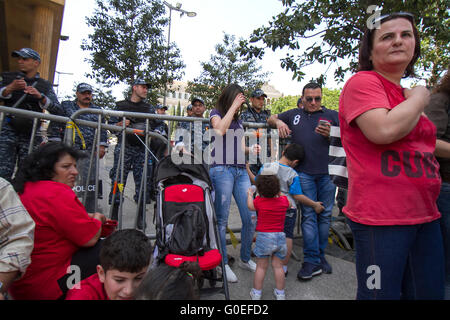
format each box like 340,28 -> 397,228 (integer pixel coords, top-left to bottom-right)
347,218 -> 445,300
254,232 -> 287,260
298,173 -> 336,265
209,165 -> 255,264
437,182 -> 450,299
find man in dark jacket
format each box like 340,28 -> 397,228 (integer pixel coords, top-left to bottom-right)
108,79 -> 156,230
0,48 -> 60,180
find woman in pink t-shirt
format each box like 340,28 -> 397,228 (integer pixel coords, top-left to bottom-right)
339,12 -> 444,299
9,142 -> 106,299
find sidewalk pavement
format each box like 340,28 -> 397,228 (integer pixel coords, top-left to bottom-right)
92,144 -> 357,300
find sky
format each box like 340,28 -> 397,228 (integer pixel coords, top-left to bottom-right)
55,0 -> 346,100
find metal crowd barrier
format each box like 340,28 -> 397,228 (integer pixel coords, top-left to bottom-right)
1,106 -> 307,252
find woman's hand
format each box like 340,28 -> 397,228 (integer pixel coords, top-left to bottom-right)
89,212 -> 106,224
404,85 -> 430,108
231,93 -> 246,113
250,144 -> 261,155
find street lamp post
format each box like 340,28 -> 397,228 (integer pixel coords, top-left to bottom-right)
162,1 -> 196,107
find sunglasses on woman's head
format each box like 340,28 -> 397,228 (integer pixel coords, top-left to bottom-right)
369,12 -> 415,29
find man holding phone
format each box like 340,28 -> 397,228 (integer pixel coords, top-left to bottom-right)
268,82 -> 339,281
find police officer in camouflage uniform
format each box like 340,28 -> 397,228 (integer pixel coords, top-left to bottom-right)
108,79 -> 156,230
240,89 -> 271,181
48,83 -> 108,212
175,97 -> 210,164
0,48 -> 60,181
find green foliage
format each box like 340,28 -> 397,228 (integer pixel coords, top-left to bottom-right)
186,33 -> 270,109
241,0 -> 449,87
321,87 -> 341,111
81,0 -> 185,105
269,95 -> 300,114
268,87 -> 341,114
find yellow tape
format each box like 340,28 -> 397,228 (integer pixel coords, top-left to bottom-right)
118,183 -> 124,193
66,121 -> 86,150
227,227 -> 238,249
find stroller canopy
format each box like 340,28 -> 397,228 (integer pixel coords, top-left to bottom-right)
154,155 -> 212,187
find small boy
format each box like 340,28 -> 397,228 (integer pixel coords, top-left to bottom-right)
247,174 -> 290,300
66,229 -> 152,300
255,143 -> 324,276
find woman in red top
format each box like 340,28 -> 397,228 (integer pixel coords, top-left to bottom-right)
339,12 -> 444,299
9,142 -> 106,299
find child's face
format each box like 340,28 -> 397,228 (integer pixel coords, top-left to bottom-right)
97,265 -> 148,300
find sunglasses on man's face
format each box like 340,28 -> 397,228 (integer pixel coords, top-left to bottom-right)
305,96 -> 322,103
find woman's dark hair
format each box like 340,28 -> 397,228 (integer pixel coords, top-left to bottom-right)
255,174 -> 280,198
216,83 -> 245,121
134,262 -> 202,300
358,12 -> 420,78
12,142 -> 85,193
100,229 -> 152,273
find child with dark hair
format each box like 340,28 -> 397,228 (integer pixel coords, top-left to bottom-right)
254,143 -> 325,276
134,261 -> 202,300
247,174 -> 290,300
66,229 -> 152,300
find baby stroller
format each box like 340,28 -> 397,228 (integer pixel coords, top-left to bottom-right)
151,155 -> 230,300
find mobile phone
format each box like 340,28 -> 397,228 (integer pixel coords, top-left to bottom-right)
318,119 -> 330,127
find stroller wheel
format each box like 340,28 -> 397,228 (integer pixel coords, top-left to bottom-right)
208,269 -> 217,288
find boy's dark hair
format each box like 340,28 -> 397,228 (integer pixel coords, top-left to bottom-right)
134,262 -> 201,300
255,175 -> 280,198
302,82 -> 322,95
282,143 -> 305,163
100,229 -> 152,273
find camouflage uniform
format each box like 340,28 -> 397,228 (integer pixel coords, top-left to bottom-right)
240,106 -> 271,176
108,99 -> 157,223
0,71 -> 60,181
175,119 -> 210,158
47,100 -> 108,212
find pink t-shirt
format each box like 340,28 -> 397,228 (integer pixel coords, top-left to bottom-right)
339,71 -> 441,226
9,181 -> 101,300
254,195 -> 289,232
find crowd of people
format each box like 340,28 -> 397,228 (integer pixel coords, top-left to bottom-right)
0,10 -> 449,301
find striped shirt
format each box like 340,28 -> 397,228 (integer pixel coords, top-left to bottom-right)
0,178 -> 35,276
